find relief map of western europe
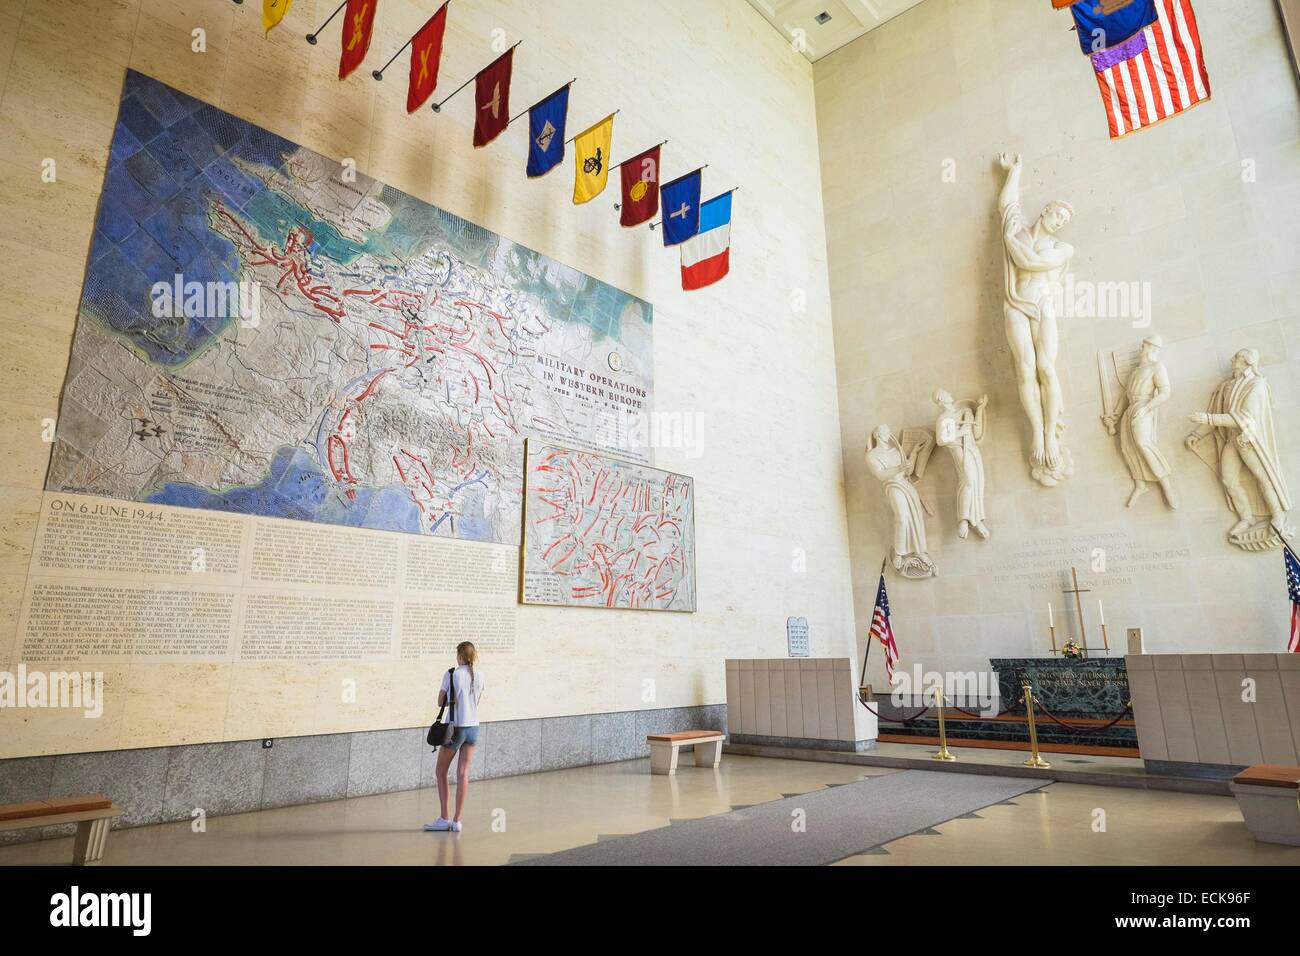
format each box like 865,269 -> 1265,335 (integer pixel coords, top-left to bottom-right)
47,72 -> 654,545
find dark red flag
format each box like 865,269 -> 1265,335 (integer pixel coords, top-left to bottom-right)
406,4 -> 447,113
338,0 -> 378,81
473,48 -> 513,148
619,145 -> 661,227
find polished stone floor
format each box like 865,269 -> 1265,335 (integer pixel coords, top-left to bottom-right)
1,753 -> 1296,866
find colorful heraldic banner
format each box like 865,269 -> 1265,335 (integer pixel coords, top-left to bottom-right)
521,439 -> 696,612
46,71 -> 655,550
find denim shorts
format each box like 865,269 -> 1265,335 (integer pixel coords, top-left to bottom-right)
446,725 -> 479,750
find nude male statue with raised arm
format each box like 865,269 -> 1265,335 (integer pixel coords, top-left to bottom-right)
997,152 -> 1074,487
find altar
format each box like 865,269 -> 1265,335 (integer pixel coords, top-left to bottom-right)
878,657 -> 1137,753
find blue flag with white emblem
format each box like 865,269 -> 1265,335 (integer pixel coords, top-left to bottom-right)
660,169 -> 702,247
527,84 -> 570,178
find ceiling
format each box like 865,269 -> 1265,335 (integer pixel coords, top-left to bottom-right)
744,0 -> 930,62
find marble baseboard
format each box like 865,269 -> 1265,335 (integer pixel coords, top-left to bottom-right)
0,704 -> 726,846
729,733 -> 875,753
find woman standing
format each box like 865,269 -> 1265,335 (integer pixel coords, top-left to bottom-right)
425,642 -> 484,833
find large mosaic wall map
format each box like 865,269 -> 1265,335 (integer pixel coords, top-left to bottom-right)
47,71 -> 654,545
522,440 -> 695,612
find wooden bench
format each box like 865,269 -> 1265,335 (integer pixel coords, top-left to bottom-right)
0,795 -> 121,864
1229,765 -> 1300,846
647,730 -> 725,775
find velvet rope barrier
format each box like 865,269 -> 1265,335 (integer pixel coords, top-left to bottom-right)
1032,700 -> 1134,735
854,696 -> 933,724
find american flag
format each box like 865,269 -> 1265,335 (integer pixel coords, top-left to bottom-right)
1090,0 -> 1210,139
1285,542 -> 1300,653
869,574 -> 901,682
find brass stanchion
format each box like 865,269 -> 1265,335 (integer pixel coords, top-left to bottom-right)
931,688 -> 957,761
1021,682 -> 1051,769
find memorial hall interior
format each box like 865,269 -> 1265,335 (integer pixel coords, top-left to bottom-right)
1,0 -> 1299,871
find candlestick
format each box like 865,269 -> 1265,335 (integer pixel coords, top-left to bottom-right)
1100,622 -> 1110,652
1049,623 -> 1058,654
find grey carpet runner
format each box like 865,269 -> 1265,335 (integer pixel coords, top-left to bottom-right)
512,769 -> 1044,866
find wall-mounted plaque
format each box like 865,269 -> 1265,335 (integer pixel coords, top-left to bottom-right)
786,616 -> 810,657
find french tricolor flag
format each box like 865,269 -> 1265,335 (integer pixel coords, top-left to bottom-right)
680,192 -> 732,291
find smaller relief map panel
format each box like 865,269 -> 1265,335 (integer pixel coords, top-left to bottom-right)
522,440 -> 695,612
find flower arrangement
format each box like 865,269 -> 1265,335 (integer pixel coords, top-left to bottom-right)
1061,639 -> 1084,660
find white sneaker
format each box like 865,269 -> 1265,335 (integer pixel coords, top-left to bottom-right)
423,818 -> 451,831
450,821 -> 462,832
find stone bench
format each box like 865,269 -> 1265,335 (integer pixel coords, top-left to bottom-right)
0,795 -> 121,864
647,730 -> 724,775
1229,765 -> 1300,846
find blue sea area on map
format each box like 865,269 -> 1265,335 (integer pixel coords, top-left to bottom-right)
146,446 -> 423,533
146,446 -> 497,540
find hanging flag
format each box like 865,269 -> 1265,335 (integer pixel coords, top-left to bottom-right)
659,169 -> 701,247
526,85 -> 571,178
1285,541 -> 1300,653
406,3 -> 448,113
572,114 -> 615,204
338,0 -> 378,80
869,574 -> 901,685
680,192 -> 732,291
1090,0 -> 1210,139
619,144 -> 661,227
473,48 -> 514,147
263,0 -> 292,34
1071,0 -> 1157,54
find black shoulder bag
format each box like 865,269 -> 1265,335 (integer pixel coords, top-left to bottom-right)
426,667 -> 457,747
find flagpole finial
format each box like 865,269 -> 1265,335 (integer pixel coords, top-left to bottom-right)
306,33 -> 318,44
372,70 -> 384,80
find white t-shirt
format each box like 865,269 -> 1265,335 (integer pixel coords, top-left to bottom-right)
440,664 -> 484,727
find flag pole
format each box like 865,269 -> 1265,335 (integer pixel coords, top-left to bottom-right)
432,40 -> 522,112
506,79 -> 576,127
611,140 -> 667,171
644,164 -> 707,231
372,2 -> 449,80
306,0 -> 348,45
564,109 -> 620,146
859,558 -> 889,690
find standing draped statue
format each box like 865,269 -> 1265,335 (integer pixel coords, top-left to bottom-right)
1102,335 -> 1179,509
997,152 -> 1074,487
1187,348 -> 1294,550
865,425 -> 936,579
934,390 -> 990,540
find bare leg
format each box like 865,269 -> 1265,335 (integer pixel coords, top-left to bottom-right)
1127,481 -> 1149,508
1034,308 -> 1063,470
435,746 -> 454,820
1158,477 -> 1179,509
1005,306 -> 1045,465
453,744 -> 476,823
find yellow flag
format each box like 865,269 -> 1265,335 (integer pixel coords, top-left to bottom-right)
572,114 -> 615,205
263,0 -> 292,34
